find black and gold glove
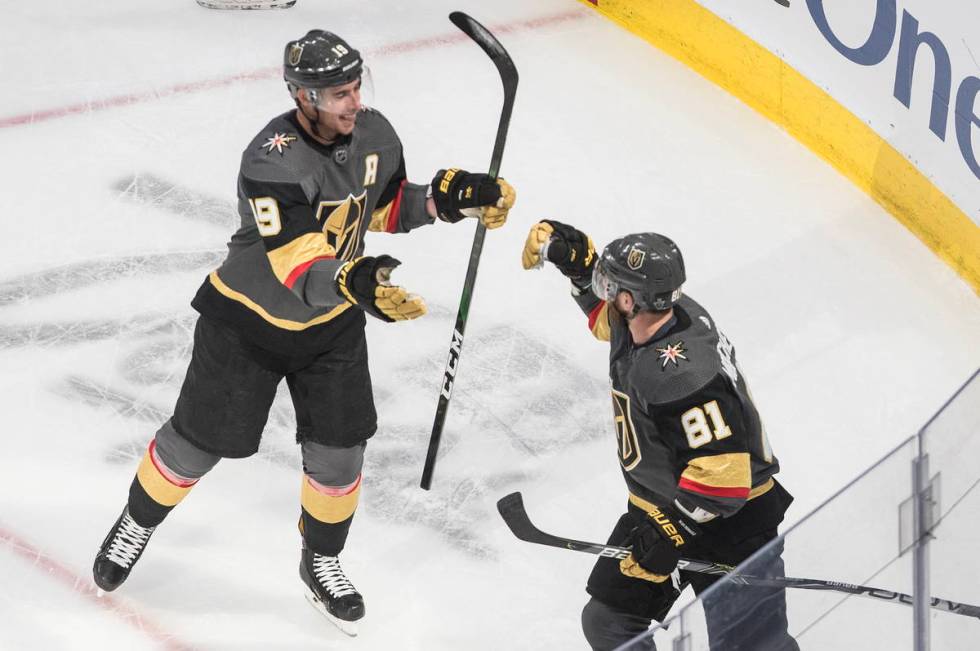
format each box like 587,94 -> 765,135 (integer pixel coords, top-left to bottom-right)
431,168 -> 515,229
521,220 -> 596,281
619,504 -> 697,584
336,255 -> 426,322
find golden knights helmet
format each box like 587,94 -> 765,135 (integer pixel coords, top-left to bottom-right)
283,29 -> 363,91
592,233 -> 686,312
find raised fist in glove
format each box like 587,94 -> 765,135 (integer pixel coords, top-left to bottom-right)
431,168 -> 515,229
619,505 -> 695,584
521,220 -> 596,280
336,255 -> 426,322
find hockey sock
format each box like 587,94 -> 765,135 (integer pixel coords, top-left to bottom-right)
299,474 -> 361,556
127,440 -> 200,528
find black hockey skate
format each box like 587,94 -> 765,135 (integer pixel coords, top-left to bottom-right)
93,507 -> 155,592
300,544 -> 365,636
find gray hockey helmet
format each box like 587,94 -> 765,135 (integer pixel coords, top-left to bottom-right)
592,232 -> 686,312
283,30 -> 363,90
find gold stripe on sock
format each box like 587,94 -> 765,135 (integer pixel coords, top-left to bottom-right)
301,476 -> 361,524
136,451 -> 194,507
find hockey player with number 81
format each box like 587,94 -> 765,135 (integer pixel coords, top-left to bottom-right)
522,222 -> 798,650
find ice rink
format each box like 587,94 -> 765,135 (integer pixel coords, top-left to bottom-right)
1,1 -> 978,649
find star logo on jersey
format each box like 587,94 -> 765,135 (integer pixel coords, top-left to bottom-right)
261,132 -> 297,156
656,341 -> 688,369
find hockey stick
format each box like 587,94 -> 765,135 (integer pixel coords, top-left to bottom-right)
419,12 -> 518,490
497,492 -> 980,620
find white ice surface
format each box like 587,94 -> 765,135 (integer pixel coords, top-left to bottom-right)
1,1 -> 978,649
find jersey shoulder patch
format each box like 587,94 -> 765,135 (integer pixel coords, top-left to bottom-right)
637,298 -> 726,406
239,112 -> 315,185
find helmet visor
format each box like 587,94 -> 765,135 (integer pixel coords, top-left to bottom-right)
591,259 -> 621,303
310,66 -> 374,116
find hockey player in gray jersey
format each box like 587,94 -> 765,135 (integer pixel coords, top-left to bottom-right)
93,29 -> 515,636
522,222 -> 797,650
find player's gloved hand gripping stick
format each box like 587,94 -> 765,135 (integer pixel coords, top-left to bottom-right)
420,12 -> 518,490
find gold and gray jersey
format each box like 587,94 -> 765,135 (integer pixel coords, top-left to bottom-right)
191,108 -> 433,355
575,291 -> 781,518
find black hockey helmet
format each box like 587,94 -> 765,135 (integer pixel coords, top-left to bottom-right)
283,30 -> 363,90
592,233 -> 686,312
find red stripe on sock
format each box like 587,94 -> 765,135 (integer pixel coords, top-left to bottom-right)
306,473 -> 362,497
148,440 -> 197,488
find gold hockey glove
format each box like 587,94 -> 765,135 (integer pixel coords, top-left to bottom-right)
431,168 -> 515,230
521,220 -> 596,281
619,504 -> 696,584
336,255 -> 426,322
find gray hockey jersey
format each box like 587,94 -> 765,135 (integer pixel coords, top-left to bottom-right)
192,108 -> 432,354
576,292 -> 781,518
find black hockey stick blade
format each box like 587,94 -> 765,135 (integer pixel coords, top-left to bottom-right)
497,492 -> 980,619
420,13 -> 517,490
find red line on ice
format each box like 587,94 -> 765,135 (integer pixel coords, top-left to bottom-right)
0,525 -> 195,651
0,9 -> 586,130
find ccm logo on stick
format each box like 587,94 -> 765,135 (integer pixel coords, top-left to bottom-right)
440,328 -> 464,399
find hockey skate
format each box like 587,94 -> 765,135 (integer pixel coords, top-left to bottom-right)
92,507 -> 155,592
300,544 -> 365,636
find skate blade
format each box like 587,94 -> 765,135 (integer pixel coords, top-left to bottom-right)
304,591 -> 359,637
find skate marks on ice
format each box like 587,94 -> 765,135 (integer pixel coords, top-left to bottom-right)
353,323 -> 610,558
0,252 -> 223,310
0,173 -> 610,558
111,172 -> 240,229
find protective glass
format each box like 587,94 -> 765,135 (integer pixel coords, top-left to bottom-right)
591,259 -> 620,303
311,66 -> 374,115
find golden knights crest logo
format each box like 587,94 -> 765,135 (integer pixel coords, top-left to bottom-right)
611,389 -> 641,471
288,44 -> 304,67
627,246 -> 646,270
316,191 -> 367,261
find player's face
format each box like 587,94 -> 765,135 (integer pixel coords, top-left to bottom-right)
314,78 -> 363,136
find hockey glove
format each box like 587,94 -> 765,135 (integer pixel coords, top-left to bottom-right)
336,255 -> 426,322
620,504 -> 697,584
431,168 -> 515,230
521,220 -> 596,282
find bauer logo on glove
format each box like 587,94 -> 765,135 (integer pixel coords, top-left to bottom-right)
431,168 -> 515,229
619,505 -> 694,584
